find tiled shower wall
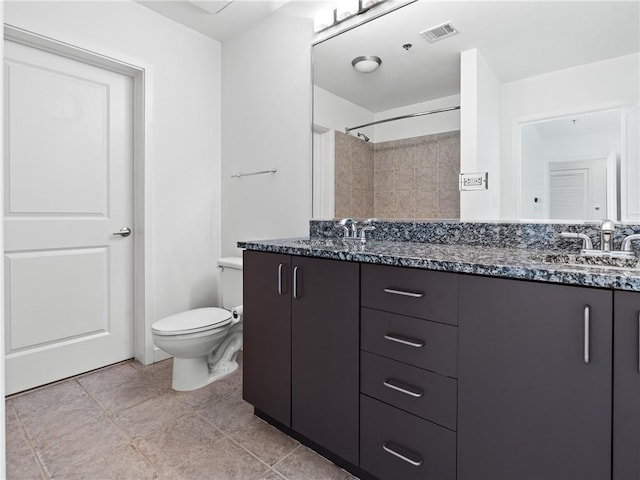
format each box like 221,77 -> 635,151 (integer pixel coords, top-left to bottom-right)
334,130 -> 460,219
334,131 -> 375,219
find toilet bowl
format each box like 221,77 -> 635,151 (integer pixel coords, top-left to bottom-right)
151,257 -> 243,391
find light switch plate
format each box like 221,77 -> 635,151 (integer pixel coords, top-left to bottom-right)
459,172 -> 488,191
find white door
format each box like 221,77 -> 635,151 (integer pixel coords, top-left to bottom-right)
4,41 -> 134,394
548,169 -> 589,220
549,159 -> 608,221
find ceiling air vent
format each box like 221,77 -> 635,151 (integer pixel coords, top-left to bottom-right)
420,21 -> 458,43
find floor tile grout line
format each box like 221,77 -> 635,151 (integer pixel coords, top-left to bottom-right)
136,412 -> 232,479
191,402 -> 301,474
8,402 -> 52,480
5,359 -> 139,401
74,378 -> 133,440
74,360 -> 146,396
270,443 -> 303,471
74,375 -> 197,479
127,441 -> 166,479
224,434 -> 283,479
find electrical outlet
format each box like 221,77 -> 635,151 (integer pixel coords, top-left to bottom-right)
459,172 -> 488,191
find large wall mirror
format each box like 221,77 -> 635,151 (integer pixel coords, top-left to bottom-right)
312,1 -> 639,222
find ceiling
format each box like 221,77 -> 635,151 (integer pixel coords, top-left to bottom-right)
313,1 -> 640,112
531,110 -> 621,140
136,0 -> 295,41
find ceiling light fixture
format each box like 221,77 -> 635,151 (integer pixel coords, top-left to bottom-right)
352,55 -> 382,73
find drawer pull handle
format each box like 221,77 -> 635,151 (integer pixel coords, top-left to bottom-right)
383,288 -> 424,298
384,333 -> 425,348
383,378 -> 424,398
293,266 -> 301,300
584,305 -> 590,365
382,442 -> 423,467
277,263 -> 285,295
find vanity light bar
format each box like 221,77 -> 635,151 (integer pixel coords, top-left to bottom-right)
314,0 -> 388,33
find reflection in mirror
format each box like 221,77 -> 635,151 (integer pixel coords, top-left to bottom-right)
520,109 -> 621,222
312,1 -> 640,222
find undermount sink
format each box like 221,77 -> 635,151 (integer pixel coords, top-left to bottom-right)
535,252 -> 640,269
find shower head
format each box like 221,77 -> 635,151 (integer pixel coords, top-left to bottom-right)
357,132 -> 370,142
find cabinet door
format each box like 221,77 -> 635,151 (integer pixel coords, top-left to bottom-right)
613,291 -> 640,480
291,257 -> 359,465
242,251 -> 291,427
458,275 -> 612,480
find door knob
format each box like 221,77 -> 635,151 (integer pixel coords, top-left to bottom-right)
112,227 -> 132,237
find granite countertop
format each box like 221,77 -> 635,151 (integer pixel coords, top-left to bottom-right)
239,237 -> 640,292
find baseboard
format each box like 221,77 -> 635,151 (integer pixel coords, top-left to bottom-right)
152,346 -> 172,363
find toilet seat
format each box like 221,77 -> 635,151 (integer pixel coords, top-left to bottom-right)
152,307 -> 231,336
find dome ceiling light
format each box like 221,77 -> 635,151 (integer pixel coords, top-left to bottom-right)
352,55 -> 382,73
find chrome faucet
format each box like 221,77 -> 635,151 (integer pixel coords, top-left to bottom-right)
560,220 -> 638,259
560,231 -> 594,252
621,234 -> 640,252
337,218 -> 376,243
600,219 -> 616,251
338,218 -> 358,239
359,218 -> 377,243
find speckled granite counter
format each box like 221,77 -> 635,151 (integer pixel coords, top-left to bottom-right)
239,237 -> 640,292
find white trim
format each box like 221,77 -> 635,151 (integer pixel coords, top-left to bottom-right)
312,124 -> 335,219
4,25 -> 154,366
0,17 -> 6,480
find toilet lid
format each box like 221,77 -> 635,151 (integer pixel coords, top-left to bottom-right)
151,307 -> 231,336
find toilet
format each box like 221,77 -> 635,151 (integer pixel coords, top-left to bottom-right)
151,257 -> 243,391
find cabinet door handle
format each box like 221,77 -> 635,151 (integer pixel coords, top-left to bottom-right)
382,442 -> 423,467
384,333 -> 425,348
637,312 -> 640,374
383,288 -> 424,298
277,263 -> 285,295
584,305 -> 590,365
293,266 -> 301,299
383,378 -> 423,398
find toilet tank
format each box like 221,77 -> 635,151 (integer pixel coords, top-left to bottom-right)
217,257 -> 243,310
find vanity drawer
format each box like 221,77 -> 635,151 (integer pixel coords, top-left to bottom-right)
361,264 -> 457,325
360,394 -> 456,480
360,351 -> 457,430
361,307 -> 457,378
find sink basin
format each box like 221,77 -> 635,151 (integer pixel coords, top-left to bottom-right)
534,252 -> 640,269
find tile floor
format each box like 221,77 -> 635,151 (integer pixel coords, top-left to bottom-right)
6,353 -> 358,480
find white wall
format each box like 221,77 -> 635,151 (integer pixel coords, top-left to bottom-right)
519,125 -> 546,219
314,85 -> 373,134
373,94 -> 461,143
222,4 -> 314,256
500,53 -> 640,219
460,48 -> 502,220
314,87 -> 460,144
4,1 -> 223,363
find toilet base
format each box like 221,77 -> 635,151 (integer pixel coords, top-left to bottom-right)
171,357 -> 238,391
170,330 -> 243,391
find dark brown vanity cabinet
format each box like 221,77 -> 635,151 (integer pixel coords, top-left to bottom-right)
291,255 -> 359,465
458,275 -> 613,480
245,250 -> 637,480
243,251 -> 292,427
360,264 -> 458,480
242,251 -> 359,465
613,291 -> 640,480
